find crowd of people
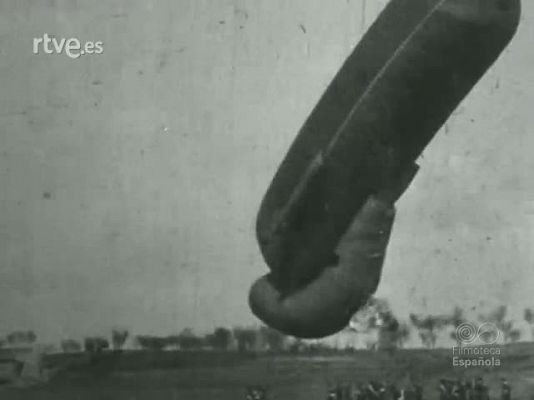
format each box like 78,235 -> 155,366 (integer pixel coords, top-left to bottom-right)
324,377 -> 512,400
436,377 -> 511,400
325,379 -> 422,400
244,377 -> 512,400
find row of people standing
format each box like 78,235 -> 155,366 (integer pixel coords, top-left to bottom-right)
327,380 -> 423,400
438,377 -> 511,400
326,377 -> 511,400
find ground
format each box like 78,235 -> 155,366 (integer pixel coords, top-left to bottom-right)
1,344 -> 533,400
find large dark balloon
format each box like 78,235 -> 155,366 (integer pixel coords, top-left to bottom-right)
249,0 -> 521,338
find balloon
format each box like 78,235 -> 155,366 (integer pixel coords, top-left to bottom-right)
249,0 -> 521,338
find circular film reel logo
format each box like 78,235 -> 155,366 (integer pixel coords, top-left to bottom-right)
456,323 -> 478,344
455,322 -> 501,345
477,323 -> 501,345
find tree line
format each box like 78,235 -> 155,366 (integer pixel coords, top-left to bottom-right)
57,326 -> 286,354
2,302 -> 534,354
351,299 -> 529,350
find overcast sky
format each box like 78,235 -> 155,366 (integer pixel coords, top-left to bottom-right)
1,0 -> 534,343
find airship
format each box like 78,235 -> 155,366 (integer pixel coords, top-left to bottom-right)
249,0 -> 521,338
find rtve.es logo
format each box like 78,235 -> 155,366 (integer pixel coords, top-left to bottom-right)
33,34 -> 103,59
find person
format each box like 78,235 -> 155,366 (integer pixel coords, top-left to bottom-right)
327,385 -> 339,400
454,380 -> 469,400
501,378 -> 511,400
403,382 -> 417,400
367,381 -> 382,400
336,383 -> 345,400
384,380 -> 402,400
245,386 -> 266,400
351,383 -> 363,400
255,386 -> 267,400
392,383 -> 403,400
463,379 -> 473,400
358,383 -> 369,400
438,379 -> 451,400
455,380 -> 466,400
341,382 -> 352,400
414,382 -> 423,400
378,382 -> 389,400
473,377 -> 489,400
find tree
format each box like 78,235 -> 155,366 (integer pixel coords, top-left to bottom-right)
165,335 -> 181,348
508,329 -> 521,343
409,314 -> 449,349
349,297 -> 407,351
84,337 -> 110,353
135,335 -> 169,351
524,308 -> 534,340
376,311 -> 401,351
480,305 -> 506,329
61,339 -> 82,353
289,338 -> 306,354
394,322 -> 411,348
259,326 -> 286,352
205,327 -> 232,351
233,328 -> 257,352
177,329 -> 205,350
479,305 -> 519,344
6,330 -> 37,346
111,329 -> 129,351
447,306 -> 470,346
525,309 -> 534,323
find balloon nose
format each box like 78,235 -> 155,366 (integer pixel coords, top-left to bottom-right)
249,196 -> 396,338
248,275 -> 359,338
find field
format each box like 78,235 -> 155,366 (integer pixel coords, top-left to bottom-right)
1,344 -> 534,400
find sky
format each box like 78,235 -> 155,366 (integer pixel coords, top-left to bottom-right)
1,0 -> 534,344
